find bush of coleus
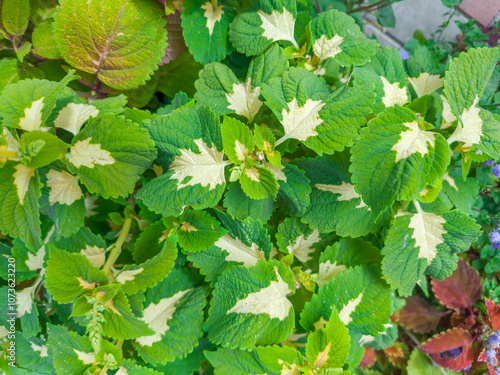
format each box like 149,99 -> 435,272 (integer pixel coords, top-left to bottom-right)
1,0 -> 500,374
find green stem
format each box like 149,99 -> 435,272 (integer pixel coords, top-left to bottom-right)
481,102 -> 500,108
347,0 -> 387,14
102,215 -> 133,277
211,0 -> 217,9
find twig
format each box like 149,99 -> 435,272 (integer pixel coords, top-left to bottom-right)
347,0 -> 387,14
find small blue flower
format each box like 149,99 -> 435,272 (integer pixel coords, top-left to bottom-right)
486,160 -> 495,166
398,49 -> 410,60
463,364 -> 471,372
487,348 -> 498,366
490,333 -> 500,346
493,164 -> 500,178
496,368 -> 500,375
490,231 -> 500,244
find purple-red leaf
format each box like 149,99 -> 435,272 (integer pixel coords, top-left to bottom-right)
430,342 -> 474,371
486,298 -> 500,330
383,342 -> 409,368
420,328 -> 473,354
398,296 -> 447,333
431,259 -> 482,310
359,347 -> 377,368
161,11 -> 186,65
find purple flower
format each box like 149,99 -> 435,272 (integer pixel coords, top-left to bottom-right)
487,160 -> 495,166
496,368 -> 500,375
490,231 -> 500,244
490,333 -> 500,346
487,348 -> 498,366
398,49 -> 410,60
493,164 -> 500,178
463,364 -> 471,372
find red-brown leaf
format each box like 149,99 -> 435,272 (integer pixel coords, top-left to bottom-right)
420,328 -> 473,354
431,259 -> 482,310
384,342 -> 409,368
486,298 -> 500,330
359,347 -> 377,368
398,296 -> 447,333
161,11 -> 186,65
430,342 -> 474,371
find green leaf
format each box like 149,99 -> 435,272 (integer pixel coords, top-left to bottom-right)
222,117 -> 255,164
350,106 -> 451,217
205,345 -> 303,375
14,41 -> 33,63
276,163 -> 311,216
116,237 -> 177,295
181,0 -> 233,64
136,269 -> 208,365
377,5 -> 395,28
45,247 -> 109,303
441,168 -> 479,215
18,131 -> 69,168
133,221 -> 170,263
205,260 -> 295,350
0,58 -> 44,92
32,19 -> 61,59
0,162 -> 42,249
229,0 -> 298,56
276,217 -> 320,263
136,106 -> 227,217
246,44 -> 289,87
440,0 -> 460,7
65,114 -> 157,199
310,9 -> 379,67
157,339 -> 215,375
157,51 -> 203,98
298,156 -> 390,238
381,206 -> 481,296
300,266 -> 392,336
116,359 -> 164,375
189,212 -> 272,282
50,226 -> 107,262
223,181 -> 275,222
13,334 -> 52,373
353,47 -> 408,114
177,210 -> 225,252
359,322 -> 398,350
240,165 -> 279,199
46,324 -> 95,375
406,348 -> 461,375
306,306 -> 350,369
2,0 -> 30,36
53,0 -> 167,90
0,72 -> 75,131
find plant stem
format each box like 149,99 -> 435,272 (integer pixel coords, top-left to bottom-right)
315,0 -> 321,13
481,102 -> 500,108
347,0 -> 387,14
102,215 -> 133,278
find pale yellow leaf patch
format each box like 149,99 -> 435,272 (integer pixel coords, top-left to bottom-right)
277,98 -> 325,145
380,76 -> 408,107
80,245 -> 106,268
74,349 -> 95,364
391,121 -> 435,163
215,234 -> 265,267
314,317 -> 328,330
137,289 -> 192,346
315,182 -> 369,210
16,286 -> 35,317
170,138 -> 229,190
410,205 -> 446,266
358,323 -> 392,345
26,246 -> 45,271
244,167 -> 261,182
264,162 -> 287,182
442,172 -> 458,191
233,140 -> 249,161
105,299 -> 122,316
338,292 -> 363,325
54,103 -> 99,135
68,138 -> 115,168
19,98 -> 44,131
227,267 -> 292,320
46,169 -> 82,206
115,367 -> 129,375
201,1 -> 224,35
313,34 -> 343,63
447,96 -> 483,147
440,95 -> 457,129
257,9 -> 298,48
314,65 -> 326,76
316,260 -> 346,288
0,128 -> 20,164
31,342 -> 49,357
314,341 -> 331,368
408,73 -> 443,98
13,164 -> 35,205
0,326 -> 8,339
226,78 -> 263,121
181,222 -> 198,232
281,363 -> 301,375
287,229 -> 320,263
77,277 -> 96,290
116,268 -> 144,284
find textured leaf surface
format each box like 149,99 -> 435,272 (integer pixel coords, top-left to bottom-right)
53,0 -> 167,90
486,298 -> 500,330
398,296 -> 447,333
276,217 -> 320,263
177,210 -> 225,252
204,260 -> 295,349
406,349 -> 461,375
223,182 -> 275,222
431,259 -> 482,310
420,328 -> 473,354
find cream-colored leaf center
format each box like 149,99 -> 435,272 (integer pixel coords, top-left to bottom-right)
409,206 -> 446,266
19,98 -> 44,131
380,77 -> 408,107
440,94 -> 457,129
74,349 -> 95,364
338,292 -> 363,325
116,268 -> 144,284
54,103 -> 99,135
277,98 -> 325,145
46,169 -> 82,206
137,289 -> 192,346
442,172 -> 458,191
80,245 -> 106,268
13,164 -> 35,205
68,138 -> 115,169
30,342 -> 48,357
201,2 -> 224,35
244,167 -> 261,182
226,78 -> 263,121
313,34 -> 343,63
314,341 -> 331,368
287,229 -> 320,263
408,73 -> 443,98
315,182 -> 369,210
391,121 -> 435,163
26,246 -> 45,271
316,260 -> 346,288
257,9 -> 298,48
264,162 -> 286,182
16,286 -> 35,317
170,138 -> 228,190
447,96 -> 483,148
215,234 -> 265,267
227,267 -> 292,320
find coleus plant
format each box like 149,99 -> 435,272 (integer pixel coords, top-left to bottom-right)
0,0 -> 499,374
